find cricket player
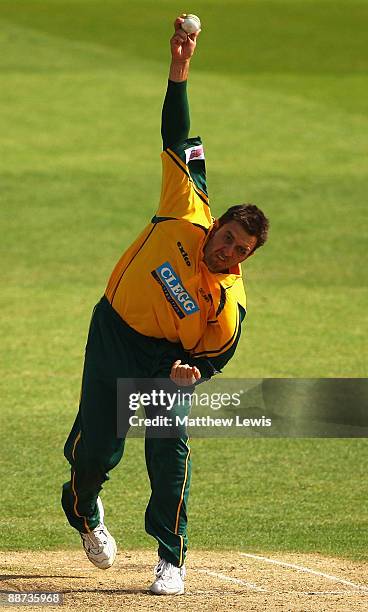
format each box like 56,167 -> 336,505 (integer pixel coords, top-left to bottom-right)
61,16 -> 269,595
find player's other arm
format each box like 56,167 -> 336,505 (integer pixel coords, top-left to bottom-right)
171,306 -> 245,386
187,298 -> 247,381
161,16 -> 200,150
189,310 -> 245,378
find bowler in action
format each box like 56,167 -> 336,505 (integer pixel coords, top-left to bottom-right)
61,15 -> 269,595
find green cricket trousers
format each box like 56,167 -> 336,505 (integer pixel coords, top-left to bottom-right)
61,295 -> 191,567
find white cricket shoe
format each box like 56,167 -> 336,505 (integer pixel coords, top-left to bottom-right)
80,497 -> 117,569
150,558 -> 186,595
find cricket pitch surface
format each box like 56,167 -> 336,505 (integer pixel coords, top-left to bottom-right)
1,550 -> 367,611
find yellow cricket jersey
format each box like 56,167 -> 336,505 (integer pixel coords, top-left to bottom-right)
105,137 -> 247,367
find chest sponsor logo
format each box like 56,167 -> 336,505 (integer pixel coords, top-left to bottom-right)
152,262 -> 199,317
177,241 -> 191,267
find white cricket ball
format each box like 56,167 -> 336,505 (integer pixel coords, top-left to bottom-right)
181,14 -> 201,35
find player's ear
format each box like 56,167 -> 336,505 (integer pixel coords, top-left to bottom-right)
207,219 -> 220,241
245,246 -> 257,260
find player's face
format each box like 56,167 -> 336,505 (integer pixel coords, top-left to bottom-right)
203,220 -> 258,273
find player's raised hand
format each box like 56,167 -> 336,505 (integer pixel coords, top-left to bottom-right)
170,15 -> 201,62
170,360 -> 201,386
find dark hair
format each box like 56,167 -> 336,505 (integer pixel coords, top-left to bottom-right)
218,204 -> 269,251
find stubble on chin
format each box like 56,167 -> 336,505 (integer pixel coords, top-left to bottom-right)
203,249 -> 214,272
204,253 -> 224,274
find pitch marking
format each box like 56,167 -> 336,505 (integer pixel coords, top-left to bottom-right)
197,569 -> 267,592
297,591 -> 368,596
240,553 -> 368,592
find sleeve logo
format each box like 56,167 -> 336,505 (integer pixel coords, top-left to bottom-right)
185,144 -> 205,164
151,262 -> 199,318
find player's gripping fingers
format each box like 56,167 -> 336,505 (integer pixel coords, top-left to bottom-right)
188,28 -> 201,42
171,29 -> 188,45
174,15 -> 186,31
176,14 -> 201,42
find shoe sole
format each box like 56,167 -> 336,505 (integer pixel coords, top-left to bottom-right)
149,585 -> 184,595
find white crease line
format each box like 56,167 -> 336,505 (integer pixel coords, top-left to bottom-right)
197,569 -> 267,592
240,553 -> 368,592
297,591 -> 368,596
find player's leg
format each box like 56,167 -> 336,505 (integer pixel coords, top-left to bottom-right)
61,353 -> 125,569
145,435 -> 191,564
61,367 -> 126,533
144,393 -> 191,594
61,297 -> 135,568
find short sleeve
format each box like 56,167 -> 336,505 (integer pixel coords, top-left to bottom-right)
157,137 -> 212,228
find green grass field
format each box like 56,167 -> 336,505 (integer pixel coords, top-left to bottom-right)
1,0 -> 367,561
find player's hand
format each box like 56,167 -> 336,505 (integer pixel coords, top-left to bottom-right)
170,360 -> 201,386
170,15 -> 200,62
